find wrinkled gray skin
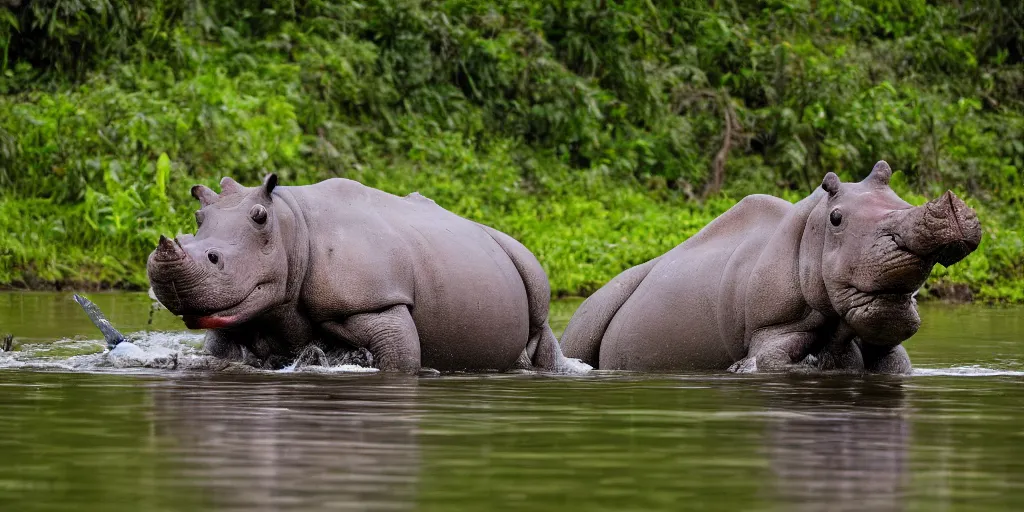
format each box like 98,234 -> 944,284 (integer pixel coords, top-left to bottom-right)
147,174 -> 590,374
561,161 -> 982,374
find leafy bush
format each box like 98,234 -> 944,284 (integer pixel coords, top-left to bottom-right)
0,0 -> 1022,300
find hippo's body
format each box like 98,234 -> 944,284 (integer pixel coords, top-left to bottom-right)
148,175 -> 588,373
561,162 -> 981,374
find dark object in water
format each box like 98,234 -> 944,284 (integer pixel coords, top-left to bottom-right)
2,334 -> 12,352
73,294 -> 128,349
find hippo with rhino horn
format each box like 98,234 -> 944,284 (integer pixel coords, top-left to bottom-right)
147,174 -> 590,374
560,161 -> 982,374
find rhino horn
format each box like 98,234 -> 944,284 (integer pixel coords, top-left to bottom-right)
152,235 -> 187,262
895,190 -> 982,267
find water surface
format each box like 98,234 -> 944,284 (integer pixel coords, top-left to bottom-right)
0,292 -> 1022,511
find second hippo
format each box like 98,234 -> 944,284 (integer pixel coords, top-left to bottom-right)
147,174 -> 590,374
561,161 -> 982,374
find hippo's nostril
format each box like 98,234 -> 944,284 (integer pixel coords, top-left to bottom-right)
935,240 -> 971,268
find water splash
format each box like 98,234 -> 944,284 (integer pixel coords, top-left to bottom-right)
0,331 -> 378,375
277,344 -> 379,374
0,292 -> 381,375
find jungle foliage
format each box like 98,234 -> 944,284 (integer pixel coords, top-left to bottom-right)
1,0 -> 1022,300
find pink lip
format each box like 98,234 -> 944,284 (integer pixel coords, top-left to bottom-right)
183,315 -> 238,330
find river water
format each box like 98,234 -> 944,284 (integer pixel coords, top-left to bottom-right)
0,291 -> 1022,511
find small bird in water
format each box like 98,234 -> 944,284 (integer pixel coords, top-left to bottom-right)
1,334 -> 12,352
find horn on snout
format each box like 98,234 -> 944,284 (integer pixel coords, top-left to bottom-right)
151,235 -> 187,262
147,235 -> 212,314
894,190 -> 982,267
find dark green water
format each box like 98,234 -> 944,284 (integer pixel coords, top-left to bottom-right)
1,292 -> 1023,511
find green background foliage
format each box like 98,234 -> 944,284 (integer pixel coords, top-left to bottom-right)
0,0 -> 1022,300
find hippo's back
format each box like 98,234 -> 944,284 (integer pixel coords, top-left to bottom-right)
290,179 -> 532,371
598,194 -> 793,370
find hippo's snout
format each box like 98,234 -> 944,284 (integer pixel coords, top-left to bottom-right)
147,235 -> 217,314
895,190 -> 981,267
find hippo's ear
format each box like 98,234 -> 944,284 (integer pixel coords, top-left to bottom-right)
865,160 -> 893,188
261,173 -> 278,200
821,172 -> 841,197
190,185 -> 218,207
219,177 -> 244,195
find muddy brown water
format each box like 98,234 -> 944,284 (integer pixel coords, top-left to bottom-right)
1,291 -> 1023,511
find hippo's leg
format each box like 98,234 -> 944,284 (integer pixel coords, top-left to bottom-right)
204,329 -> 289,369
738,323 -> 821,373
321,305 -> 421,373
814,340 -> 865,371
859,343 -> 912,375
203,330 -> 244,361
790,321 -> 863,372
476,224 -> 591,374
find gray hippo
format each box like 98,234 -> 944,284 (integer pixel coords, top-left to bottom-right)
147,174 -> 590,374
560,161 -> 982,374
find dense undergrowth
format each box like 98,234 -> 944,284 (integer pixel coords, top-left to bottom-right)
0,0 -> 1022,301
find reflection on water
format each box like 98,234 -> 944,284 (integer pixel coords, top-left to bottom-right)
762,377 -> 910,512
1,292 -> 1024,511
152,374 -> 421,511
2,370 -> 1024,510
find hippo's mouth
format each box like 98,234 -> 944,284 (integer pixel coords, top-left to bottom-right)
845,284 -> 920,313
177,283 -> 270,330
183,314 -> 240,330
841,286 -> 921,346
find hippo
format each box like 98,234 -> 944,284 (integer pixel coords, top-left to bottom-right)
560,161 -> 982,374
146,174 -> 590,374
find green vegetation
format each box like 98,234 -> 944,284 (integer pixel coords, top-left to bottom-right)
1,0 -> 1022,301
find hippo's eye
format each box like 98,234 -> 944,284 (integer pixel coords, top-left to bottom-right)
829,209 -> 843,227
250,204 -> 268,225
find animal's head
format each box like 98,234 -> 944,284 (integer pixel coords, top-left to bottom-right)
147,174 -> 290,330
803,161 -> 982,346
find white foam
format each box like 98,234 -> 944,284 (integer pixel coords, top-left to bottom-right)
277,362 -> 379,374
913,365 -> 1024,377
